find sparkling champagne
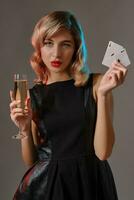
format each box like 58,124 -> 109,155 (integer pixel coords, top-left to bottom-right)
14,79 -> 28,110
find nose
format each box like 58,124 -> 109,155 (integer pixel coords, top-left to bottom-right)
52,44 -> 62,59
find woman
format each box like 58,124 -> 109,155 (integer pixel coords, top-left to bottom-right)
10,11 -> 127,200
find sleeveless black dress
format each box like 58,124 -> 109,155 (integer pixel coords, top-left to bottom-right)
13,73 -> 118,200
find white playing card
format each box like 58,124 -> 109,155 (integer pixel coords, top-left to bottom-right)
102,41 -> 131,67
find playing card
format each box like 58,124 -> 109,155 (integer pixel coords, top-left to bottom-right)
102,41 -> 131,67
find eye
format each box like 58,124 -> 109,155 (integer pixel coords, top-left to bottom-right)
43,41 -> 53,47
62,43 -> 71,48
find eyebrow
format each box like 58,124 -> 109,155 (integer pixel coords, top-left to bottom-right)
62,40 -> 73,43
44,39 -> 73,43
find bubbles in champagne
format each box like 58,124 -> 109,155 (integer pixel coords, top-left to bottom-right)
14,80 -> 28,110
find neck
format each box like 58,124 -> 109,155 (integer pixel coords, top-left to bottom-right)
46,72 -> 72,84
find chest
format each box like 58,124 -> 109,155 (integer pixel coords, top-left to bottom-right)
41,86 -> 86,134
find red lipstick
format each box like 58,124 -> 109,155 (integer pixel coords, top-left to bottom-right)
51,61 -> 62,68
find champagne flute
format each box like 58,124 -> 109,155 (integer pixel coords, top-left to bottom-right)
12,74 -> 28,139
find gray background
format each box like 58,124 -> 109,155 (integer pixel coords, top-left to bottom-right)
0,0 -> 133,199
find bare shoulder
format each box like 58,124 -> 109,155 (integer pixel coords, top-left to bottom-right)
92,73 -> 103,102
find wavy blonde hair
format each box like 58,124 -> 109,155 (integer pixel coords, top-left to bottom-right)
30,11 -> 91,86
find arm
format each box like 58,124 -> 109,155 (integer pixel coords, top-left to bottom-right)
93,74 -> 114,160
10,91 -> 40,167
20,121 -> 39,167
93,61 -> 127,160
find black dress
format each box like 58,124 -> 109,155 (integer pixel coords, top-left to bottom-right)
13,73 -> 118,200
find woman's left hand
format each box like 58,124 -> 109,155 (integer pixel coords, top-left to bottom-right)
98,60 -> 128,96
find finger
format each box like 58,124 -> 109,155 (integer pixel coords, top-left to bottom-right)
107,69 -> 120,81
24,108 -> 32,115
10,101 -> 17,110
113,68 -> 124,81
10,100 -> 21,111
112,70 -> 125,86
11,108 -> 24,115
110,72 -> 118,87
111,60 -> 123,67
23,110 -> 30,116
112,61 -> 128,75
25,98 -> 32,116
26,97 -> 31,108
10,113 -> 24,121
10,90 -> 15,102
114,62 -> 126,71
112,61 -> 127,71
105,66 -> 115,76
113,65 -> 128,78
107,70 -> 118,79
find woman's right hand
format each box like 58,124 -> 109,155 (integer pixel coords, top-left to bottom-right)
9,90 -> 32,132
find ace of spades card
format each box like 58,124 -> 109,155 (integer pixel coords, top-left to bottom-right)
102,41 -> 131,67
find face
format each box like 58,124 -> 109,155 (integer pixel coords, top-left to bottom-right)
40,29 -> 75,76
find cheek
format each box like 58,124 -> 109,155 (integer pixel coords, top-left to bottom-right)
68,52 -> 75,64
66,50 -> 74,60
41,48 -> 46,57
41,49 -> 49,62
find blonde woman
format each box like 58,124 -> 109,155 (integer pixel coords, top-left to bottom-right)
10,11 -> 127,200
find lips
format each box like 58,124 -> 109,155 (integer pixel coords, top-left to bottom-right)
51,61 -> 62,68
